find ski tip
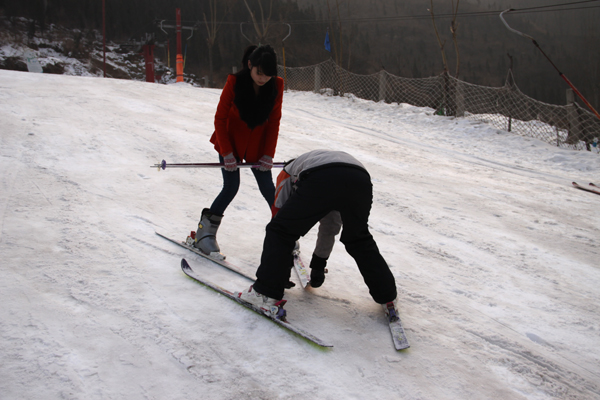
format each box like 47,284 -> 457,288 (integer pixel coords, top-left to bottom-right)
181,258 -> 191,270
316,342 -> 334,349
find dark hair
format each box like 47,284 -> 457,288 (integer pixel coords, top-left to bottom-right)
241,45 -> 257,70
240,44 -> 277,77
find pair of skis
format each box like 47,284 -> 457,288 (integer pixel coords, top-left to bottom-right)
572,182 -> 600,196
156,232 -> 410,350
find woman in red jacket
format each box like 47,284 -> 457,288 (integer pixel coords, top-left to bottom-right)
194,45 -> 284,259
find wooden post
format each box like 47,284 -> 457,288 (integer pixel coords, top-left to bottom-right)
455,80 -> 464,117
566,89 -> 579,146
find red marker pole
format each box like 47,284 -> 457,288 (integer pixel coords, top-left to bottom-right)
175,8 -> 184,83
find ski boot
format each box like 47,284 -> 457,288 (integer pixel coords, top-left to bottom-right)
237,285 -> 287,321
193,208 -> 225,260
383,299 -> 400,323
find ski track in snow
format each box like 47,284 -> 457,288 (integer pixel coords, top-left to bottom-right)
1,70 -> 599,400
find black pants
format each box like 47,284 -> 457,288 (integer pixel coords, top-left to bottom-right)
210,154 -> 275,215
253,166 -> 397,304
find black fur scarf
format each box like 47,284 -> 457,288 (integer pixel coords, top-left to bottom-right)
233,71 -> 277,130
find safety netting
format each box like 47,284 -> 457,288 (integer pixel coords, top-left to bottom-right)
279,59 -> 600,151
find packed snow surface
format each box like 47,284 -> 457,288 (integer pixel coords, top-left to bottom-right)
1,69 -> 599,400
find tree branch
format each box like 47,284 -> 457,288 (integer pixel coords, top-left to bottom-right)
450,0 -> 460,77
429,0 -> 448,73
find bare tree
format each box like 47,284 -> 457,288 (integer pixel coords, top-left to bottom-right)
203,0 -> 231,87
450,0 -> 460,78
428,0 -> 461,77
326,0 -> 348,67
428,0 -> 449,73
243,0 -> 274,44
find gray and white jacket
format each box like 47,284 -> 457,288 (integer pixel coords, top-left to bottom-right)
272,149 -> 367,258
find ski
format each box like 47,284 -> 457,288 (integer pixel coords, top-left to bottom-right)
385,303 -> 410,351
292,249 -> 311,288
156,231 -> 255,281
181,258 -> 333,348
572,182 -> 600,196
590,183 -> 598,188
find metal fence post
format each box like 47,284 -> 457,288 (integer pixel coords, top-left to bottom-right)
379,71 -> 386,102
455,80 -> 465,117
314,65 -> 321,93
566,89 -> 579,146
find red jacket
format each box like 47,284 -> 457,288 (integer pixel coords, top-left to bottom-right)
210,74 -> 284,163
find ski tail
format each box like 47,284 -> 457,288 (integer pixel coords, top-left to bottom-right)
385,302 -> 410,351
292,250 -> 311,288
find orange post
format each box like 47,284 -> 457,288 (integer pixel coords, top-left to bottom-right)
175,8 -> 184,82
176,54 -> 184,83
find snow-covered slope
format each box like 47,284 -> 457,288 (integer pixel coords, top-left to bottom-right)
1,69 -> 599,400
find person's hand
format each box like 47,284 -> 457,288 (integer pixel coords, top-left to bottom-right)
258,155 -> 273,171
309,254 -> 328,288
223,153 -> 237,172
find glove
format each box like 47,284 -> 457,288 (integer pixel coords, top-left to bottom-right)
284,280 -> 296,289
223,153 -> 237,172
258,155 -> 273,172
309,254 -> 328,288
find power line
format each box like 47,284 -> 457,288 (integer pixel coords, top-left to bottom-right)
284,4 -> 600,26
517,0 -> 600,12
173,1 -> 600,27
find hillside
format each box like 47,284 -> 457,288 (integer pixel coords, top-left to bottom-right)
1,0 -> 599,108
1,68 -> 600,399
0,16 -> 199,85
296,0 -> 600,108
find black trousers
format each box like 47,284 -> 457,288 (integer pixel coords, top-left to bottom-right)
210,154 -> 275,215
253,166 -> 397,304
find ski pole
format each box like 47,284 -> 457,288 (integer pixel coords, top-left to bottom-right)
500,9 -> 600,121
152,160 -> 286,171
